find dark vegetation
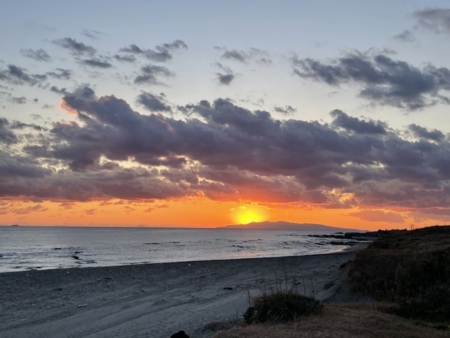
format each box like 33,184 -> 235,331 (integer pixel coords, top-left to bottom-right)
215,303 -> 450,338
215,226 -> 450,337
243,290 -> 323,324
346,225 -> 450,323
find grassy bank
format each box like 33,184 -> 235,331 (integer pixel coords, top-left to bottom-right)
347,225 -> 450,322
212,226 -> 450,337
213,303 -> 450,338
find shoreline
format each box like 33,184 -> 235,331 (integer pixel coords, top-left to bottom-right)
0,245 -> 368,338
0,241 -> 369,275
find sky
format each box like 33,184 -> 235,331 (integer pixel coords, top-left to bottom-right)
1,1 -> 450,229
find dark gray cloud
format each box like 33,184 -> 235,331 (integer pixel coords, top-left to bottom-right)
414,8 -> 450,34
120,44 -> 142,54
53,37 -> 96,55
2,90 -> 449,214
10,121 -> 46,132
292,52 -> 450,110
330,109 -> 387,134
20,48 -> 52,62
217,73 -> 235,85
0,152 -> 50,179
134,64 -> 173,85
0,118 -> 18,144
221,49 -> 247,63
0,154 -> 188,201
409,124 -> 445,142
161,40 -> 188,50
50,86 -> 69,95
66,85 -> 96,102
46,68 -> 72,80
274,105 -> 297,115
119,40 -> 188,62
215,62 -> 236,85
136,92 -> 171,112
216,47 -> 272,64
114,54 -> 136,63
0,64 -> 46,86
80,58 -> 112,68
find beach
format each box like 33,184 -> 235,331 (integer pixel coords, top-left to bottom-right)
0,246 -> 365,338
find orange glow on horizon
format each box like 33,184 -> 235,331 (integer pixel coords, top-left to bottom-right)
0,197 -> 446,231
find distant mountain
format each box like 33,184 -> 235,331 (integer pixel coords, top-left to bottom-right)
221,221 -> 358,232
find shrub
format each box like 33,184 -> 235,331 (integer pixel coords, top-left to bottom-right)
243,290 -> 323,324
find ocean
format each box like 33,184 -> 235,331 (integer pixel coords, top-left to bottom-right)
0,226 -> 353,273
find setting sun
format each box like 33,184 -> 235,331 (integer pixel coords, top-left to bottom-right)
232,205 -> 267,224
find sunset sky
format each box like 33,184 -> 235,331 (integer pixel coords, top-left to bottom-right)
1,1 -> 450,229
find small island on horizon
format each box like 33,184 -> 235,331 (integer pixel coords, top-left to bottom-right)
220,221 -> 360,232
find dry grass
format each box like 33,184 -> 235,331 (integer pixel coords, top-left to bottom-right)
346,225 -> 450,321
214,227 -> 450,337
213,303 -> 450,338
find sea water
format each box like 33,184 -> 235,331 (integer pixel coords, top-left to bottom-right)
0,226 -> 352,273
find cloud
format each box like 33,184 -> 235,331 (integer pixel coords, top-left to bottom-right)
50,86 -> 69,95
46,68 -> 72,80
0,64 -> 46,86
1,90 -> 449,214
20,48 -> 52,62
394,29 -> 415,42
120,44 -> 142,54
10,121 -> 46,131
216,47 -> 272,64
409,124 -> 444,142
134,64 -> 173,85
330,109 -> 387,134
11,204 -> 48,215
80,58 -> 112,68
291,52 -> 450,110
114,54 -> 136,63
414,8 -> 450,34
161,40 -> 188,50
215,62 -> 236,85
144,204 -> 168,213
217,73 -> 235,85
119,40 -> 188,62
0,118 -> 18,144
0,152 -> 50,182
1,154 -> 189,201
11,96 -> 27,104
81,29 -> 105,40
136,92 -> 171,112
274,105 -> 297,115
53,37 -> 96,55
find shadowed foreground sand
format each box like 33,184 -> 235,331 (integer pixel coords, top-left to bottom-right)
0,248 -> 364,338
